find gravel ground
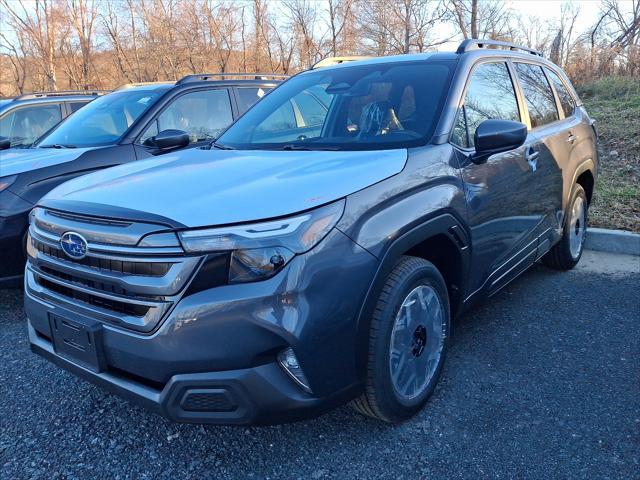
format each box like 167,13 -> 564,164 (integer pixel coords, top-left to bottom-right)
1,251 -> 639,479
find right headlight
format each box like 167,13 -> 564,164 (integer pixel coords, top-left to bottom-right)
177,199 -> 345,283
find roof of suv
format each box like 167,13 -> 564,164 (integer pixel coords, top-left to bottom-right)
309,39 -> 551,72
0,91 -> 109,113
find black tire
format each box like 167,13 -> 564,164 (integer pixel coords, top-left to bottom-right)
351,256 -> 450,423
543,184 -> 588,271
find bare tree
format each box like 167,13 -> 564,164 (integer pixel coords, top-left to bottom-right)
1,0 -> 67,90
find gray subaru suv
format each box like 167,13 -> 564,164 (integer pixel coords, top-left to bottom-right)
24,40 -> 598,425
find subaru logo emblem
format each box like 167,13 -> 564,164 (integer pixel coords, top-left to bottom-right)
60,231 -> 88,259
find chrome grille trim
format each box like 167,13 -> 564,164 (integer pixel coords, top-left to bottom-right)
26,208 -> 204,333
31,223 -> 184,257
33,207 -> 175,246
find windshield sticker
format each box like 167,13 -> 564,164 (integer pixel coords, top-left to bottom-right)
257,88 -> 265,98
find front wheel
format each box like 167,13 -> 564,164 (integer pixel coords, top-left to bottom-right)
543,184 -> 588,270
351,256 -> 450,423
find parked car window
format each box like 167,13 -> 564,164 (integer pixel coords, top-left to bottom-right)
293,91 -> 328,127
451,62 -> 520,149
217,60 -> 455,150
68,101 -> 89,113
37,89 -> 165,147
0,104 -> 62,147
140,89 -> 233,145
544,68 -> 575,118
236,87 -> 271,114
255,101 -> 298,134
515,63 -> 559,128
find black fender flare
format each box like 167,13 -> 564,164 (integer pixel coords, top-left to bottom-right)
353,211 -> 470,378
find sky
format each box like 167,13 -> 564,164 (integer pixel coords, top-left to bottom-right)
433,0 -> 605,51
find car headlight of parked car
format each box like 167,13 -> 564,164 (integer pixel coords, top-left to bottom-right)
0,175 -> 17,193
176,199 -> 345,283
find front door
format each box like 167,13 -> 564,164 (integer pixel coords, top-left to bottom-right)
451,61 -> 543,296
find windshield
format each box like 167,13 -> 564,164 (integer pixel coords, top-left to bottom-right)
217,60 -> 455,151
37,89 -> 166,148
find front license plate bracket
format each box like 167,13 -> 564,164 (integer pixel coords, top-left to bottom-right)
48,314 -> 106,373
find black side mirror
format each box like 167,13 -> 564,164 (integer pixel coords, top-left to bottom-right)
0,136 -> 10,151
151,129 -> 190,151
471,119 -> 527,164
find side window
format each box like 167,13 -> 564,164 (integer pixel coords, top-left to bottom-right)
253,89 -> 329,141
0,104 -> 62,147
544,68 -> 575,118
68,101 -> 89,113
293,91 -> 327,127
452,62 -> 520,148
236,87 -> 271,114
139,89 -> 233,145
255,101 -> 297,134
514,63 -> 559,128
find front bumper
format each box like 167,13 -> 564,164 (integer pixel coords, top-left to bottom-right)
25,229 -> 378,424
28,322 -> 357,424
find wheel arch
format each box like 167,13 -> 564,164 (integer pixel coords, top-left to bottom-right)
354,211 -> 470,380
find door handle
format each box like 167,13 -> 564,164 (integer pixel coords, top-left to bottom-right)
567,131 -> 577,143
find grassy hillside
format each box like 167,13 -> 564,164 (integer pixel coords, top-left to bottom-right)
577,77 -> 640,232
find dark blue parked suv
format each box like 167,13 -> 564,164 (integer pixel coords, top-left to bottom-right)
24,41 -> 598,424
0,74 -> 284,285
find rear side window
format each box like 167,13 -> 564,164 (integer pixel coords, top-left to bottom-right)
68,101 -> 89,113
514,63 -> 559,128
544,68 -> 575,118
236,87 -> 271,114
452,62 -> 520,148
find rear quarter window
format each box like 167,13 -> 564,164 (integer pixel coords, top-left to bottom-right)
514,63 -> 559,128
544,68 -> 575,118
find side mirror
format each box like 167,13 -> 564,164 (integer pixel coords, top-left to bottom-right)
151,129 -> 189,151
0,136 -> 11,151
471,119 -> 527,164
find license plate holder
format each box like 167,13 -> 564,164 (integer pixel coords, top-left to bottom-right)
49,314 -> 106,373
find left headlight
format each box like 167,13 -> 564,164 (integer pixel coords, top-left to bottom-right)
0,175 -> 17,193
177,199 -> 345,283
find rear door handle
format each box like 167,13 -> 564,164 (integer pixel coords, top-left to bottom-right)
567,131 -> 577,143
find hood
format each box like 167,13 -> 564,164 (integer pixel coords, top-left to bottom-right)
0,147 -> 97,177
43,148 -> 407,227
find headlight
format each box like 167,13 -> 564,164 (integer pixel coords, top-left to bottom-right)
178,200 -> 344,283
0,175 -> 17,193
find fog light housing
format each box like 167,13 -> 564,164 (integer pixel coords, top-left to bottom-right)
277,347 -> 312,393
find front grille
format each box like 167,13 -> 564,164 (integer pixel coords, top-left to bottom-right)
36,276 -> 150,317
26,208 -> 203,333
33,238 -> 172,277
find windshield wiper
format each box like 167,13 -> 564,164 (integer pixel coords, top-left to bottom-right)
40,144 -> 77,149
211,142 -> 235,150
282,144 -> 341,151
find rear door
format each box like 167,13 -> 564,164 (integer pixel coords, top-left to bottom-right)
512,62 -> 566,252
453,61 -> 544,296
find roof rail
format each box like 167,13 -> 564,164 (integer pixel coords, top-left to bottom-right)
311,56 -> 373,69
114,81 -> 174,91
13,90 -> 109,101
176,73 -> 289,85
456,39 -> 543,57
